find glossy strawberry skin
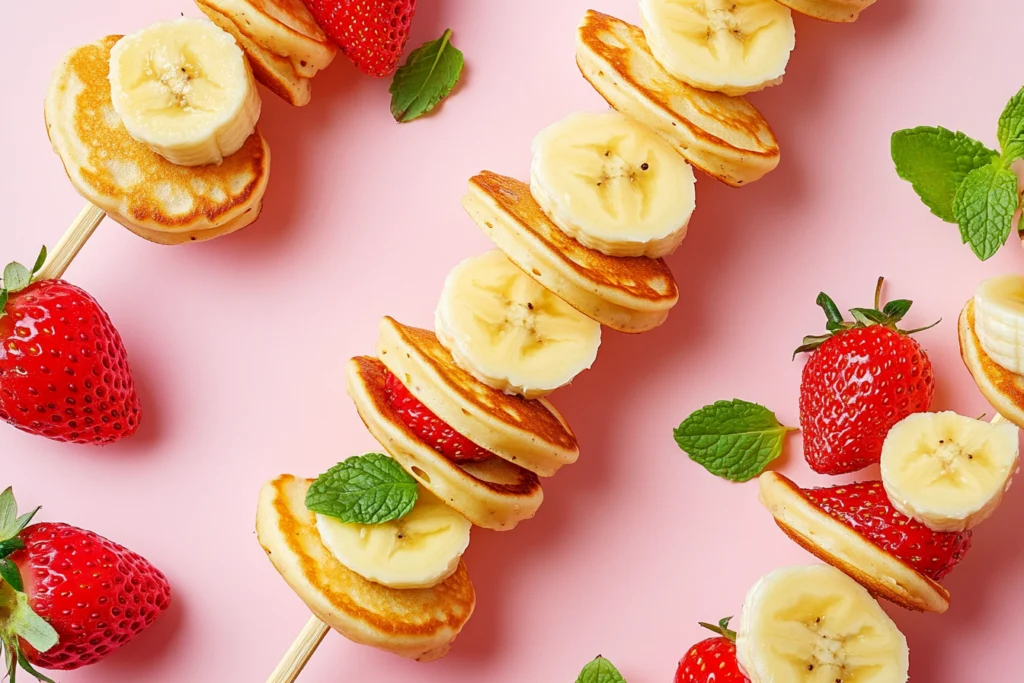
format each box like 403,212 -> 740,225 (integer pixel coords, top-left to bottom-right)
10,522 -> 171,670
384,370 -> 492,462
803,480 -> 971,581
0,280 -> 140,445
675,637 -> 749,683
799,326 -> 934,475
303,0 -> 417,77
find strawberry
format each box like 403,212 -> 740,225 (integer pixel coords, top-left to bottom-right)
0,248 -> 140,445
384,370 -> 492,462
0,488 -> 171,680
675,618 -> 749,683
802,480 -> 971,581
796,278 -> 935,475
303,0 -> 418,77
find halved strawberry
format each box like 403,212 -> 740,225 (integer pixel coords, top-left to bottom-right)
303,0 -> 418,77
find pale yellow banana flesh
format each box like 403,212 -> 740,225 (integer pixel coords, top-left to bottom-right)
974,274 -> 1024,375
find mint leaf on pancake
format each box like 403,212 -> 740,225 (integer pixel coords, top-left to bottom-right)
891,126 -> 998,222
576,656 -> 626,683
674,400 -> 793,483
998,86 -> 1024,162
952,163 -> 1020,261
306,454 -> 418,525
390,29 -> 464,123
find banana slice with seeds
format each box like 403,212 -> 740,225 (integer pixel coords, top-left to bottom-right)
435,250 -> 601,399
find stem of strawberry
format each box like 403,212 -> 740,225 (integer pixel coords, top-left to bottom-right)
873,276 -> 884,311
697,617 -> 737,642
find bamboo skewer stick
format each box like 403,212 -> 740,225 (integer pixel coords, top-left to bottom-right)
267,616 -> 330,683
991,412 -> 1006,426
36,203 -> 106,281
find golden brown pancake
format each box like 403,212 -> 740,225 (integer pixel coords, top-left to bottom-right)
463,172 -> 679,333
576,10 -> 779,187
45,36 -> 271,245
346,356 -> 545,530
257,475 -> 475,661
376,317 -> 579,477
959,299 -> 1024,428
776,0 -> 877,23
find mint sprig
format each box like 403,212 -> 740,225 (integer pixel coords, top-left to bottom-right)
305,454 -> 419,525
389,29 -> 464,123
0,247 -> 47,319
576,656 -> 626,683
673,400 -> 794,483
892,86 -> 1024,261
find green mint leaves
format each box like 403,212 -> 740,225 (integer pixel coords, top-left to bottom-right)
390,29 -> 464,123
576,656 -> 626,683
0,247 -> 47,318
892,87 -> 1024,261
305,454 -> 419,525
673,400 -> 793,483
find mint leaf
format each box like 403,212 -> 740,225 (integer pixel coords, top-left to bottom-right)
892,127 -> 998,222
2,263 -> 30,293
305,454 -> 418,524
998,86 -> 1024,162
673,400 -> 793,482
390,29 -> 464,123
952,163 -> 1020,260
576,656 -> 626,683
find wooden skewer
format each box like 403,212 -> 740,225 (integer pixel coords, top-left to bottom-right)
991,412 -> 1007,426
267,616 -> 330,683
36,203 -> 106,281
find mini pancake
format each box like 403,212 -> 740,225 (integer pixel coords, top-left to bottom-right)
959,299 -> 1024,428
257,475 -> 475,661
45,37 -> 271,244
376,317 -> 579,478
462,172 -> 679,333
758,472 -> 950,614
775,0 -> 877,23
346,356 -> 544,531
576,10 -> 779,187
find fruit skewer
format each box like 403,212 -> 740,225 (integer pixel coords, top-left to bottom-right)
267,616 -> 330,683
34,204 -> 106,282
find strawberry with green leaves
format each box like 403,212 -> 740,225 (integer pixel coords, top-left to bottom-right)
674,619 -> 749,683
796,278 -> 936,475
0,247 -> 141,445
0,488 -> 171,680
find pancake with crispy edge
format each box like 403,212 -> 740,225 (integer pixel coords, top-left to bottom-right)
462,172 -> 679,333
576,10 -> 779,187
45,36 -> 271,244
376,317 -> 579,477
776,0 -> 877,23
959,299 -> 1024,428
256,475 -> 475,661
346,356 -> 544,530
758,472 -> 950,613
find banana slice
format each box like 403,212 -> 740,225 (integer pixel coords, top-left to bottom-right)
880,411 -> 1019,533
530,110 -> 695,259
775,0 -> 877,23
108,17 -> 262,167
638,0 -> 796,96
315,486 -> 471,590
737,564 -> 910,683
435,250 -> 602,398
972,274 -> 1024,375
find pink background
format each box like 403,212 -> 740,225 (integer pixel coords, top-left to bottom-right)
2,0 -> 1023,680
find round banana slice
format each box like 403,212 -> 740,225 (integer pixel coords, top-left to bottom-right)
639,0 -> 796,96
881,411 -> 1019,533
530,110 -> 696,259
737,564 -> 910,683
435,250 -> 602,399
775,0 -> 877,23
973,274 -> 1024,375
315,485 -> 471,590
108,17 -> 262,167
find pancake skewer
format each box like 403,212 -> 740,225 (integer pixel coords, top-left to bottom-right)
267,616 -> 330,683
36,203 -> 107,281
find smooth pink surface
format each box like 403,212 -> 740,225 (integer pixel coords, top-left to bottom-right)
2,0 -> 1023,680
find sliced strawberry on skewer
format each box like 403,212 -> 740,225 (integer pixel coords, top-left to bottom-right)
303,0 -> 418,77
758,471 -> 966,613
675,618 -> 749,683
0,247 -> 141,445
0,488 -> 171,680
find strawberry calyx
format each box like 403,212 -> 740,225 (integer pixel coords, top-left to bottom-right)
0,247 -> 47,319
794,277 -> 939,357
0,488 -> 58,683
697,616 -> 737,643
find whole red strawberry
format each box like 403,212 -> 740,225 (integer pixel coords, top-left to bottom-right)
385,370 -> 492,462
0,488 -> 171,679
675,618 -> 749,683
0,248 -> 141,445
802,479 -> 971,581
303,0 -> 418,77
796,278 -> 935,475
